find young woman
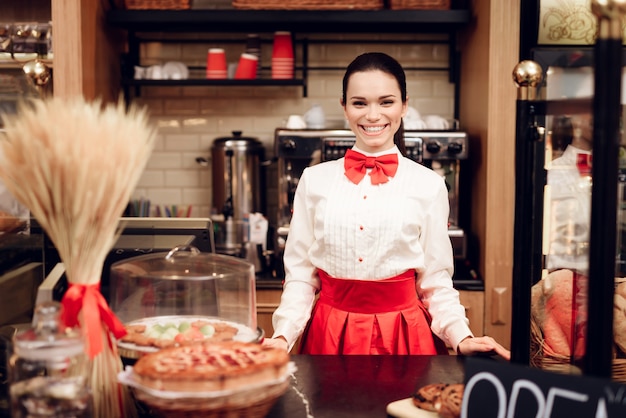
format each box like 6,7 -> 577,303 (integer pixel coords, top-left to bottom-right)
263,52 -> 510,358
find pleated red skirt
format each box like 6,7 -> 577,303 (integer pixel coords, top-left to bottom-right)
299,270 -> 449,355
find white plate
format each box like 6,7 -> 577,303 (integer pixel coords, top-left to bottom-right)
386,398 -> 438,418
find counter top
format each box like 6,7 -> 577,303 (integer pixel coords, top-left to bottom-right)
128,354 -> 465,418
267,355 -> 465,418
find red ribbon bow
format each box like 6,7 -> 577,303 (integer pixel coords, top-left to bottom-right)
344,149 -> 399,185
61,283 -> 127,358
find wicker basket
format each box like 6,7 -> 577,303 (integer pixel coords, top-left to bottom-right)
134,379 -> 290,418
530,314 -> 626,383
124,0 -> 191,9
232,0 -> 383,10
387,0 -> 450,9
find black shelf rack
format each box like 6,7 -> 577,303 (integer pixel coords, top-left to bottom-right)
106,9 -> 471,33
106,9 -> 471,99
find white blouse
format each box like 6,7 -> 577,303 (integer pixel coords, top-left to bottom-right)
546,144 -> 593,273
271,145 -> 472,351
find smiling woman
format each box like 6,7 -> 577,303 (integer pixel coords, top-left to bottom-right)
263,52 -> 510,360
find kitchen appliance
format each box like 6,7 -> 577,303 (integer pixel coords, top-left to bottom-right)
204,131 -> 266,256
273,128 -> 471,281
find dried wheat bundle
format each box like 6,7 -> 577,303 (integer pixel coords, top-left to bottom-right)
0,97 -> 156,418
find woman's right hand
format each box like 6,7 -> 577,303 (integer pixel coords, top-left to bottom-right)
262,336 -> 289,351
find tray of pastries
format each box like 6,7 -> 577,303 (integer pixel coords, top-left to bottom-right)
118,315 -> 263,359
387,382 -> 464,418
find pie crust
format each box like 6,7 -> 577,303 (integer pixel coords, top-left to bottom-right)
131,341 -> 290,393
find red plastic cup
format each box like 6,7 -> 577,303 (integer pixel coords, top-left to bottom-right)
206,48 -> 227,79
272,31 -> 293,59
234,53 -> 258,79
272,56 -> 294,79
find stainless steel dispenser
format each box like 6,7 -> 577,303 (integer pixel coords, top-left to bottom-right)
208,131 -> 266,256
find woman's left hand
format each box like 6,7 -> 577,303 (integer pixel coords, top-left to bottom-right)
457,336 -> 511,360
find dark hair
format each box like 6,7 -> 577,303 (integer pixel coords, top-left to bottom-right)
341,52 -> 407,155
552,116 -> 573,153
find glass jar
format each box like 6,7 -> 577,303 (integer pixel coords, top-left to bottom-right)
9,301 -> 92,418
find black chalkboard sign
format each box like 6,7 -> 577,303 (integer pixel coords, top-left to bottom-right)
463,358 -> 626,417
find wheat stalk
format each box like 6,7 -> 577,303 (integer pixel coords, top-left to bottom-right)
0,97 -> 156,418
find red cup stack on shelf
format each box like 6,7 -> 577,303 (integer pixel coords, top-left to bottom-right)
206,48 -> 227,79
272,31 -> 294,79
234,53 -> 259,79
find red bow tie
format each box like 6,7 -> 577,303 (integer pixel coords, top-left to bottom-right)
344,149 -> 399,185
576,153 -> 592,177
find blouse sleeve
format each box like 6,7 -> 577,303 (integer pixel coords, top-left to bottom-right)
271,167 -> 320,351
417,178 -> 473,351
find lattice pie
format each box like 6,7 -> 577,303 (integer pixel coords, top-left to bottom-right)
131,341 -> 290,392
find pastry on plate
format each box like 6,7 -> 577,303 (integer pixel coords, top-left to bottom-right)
412,382 -> 449,412
438,383 -> 464,418
409,382 -> 464,418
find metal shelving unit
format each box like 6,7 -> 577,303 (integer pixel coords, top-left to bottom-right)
106,9 -> 470,100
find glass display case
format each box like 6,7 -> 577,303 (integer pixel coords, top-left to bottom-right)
108,246 -> 261,359
512,4 -> 625,381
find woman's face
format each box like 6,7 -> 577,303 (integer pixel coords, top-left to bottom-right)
342,69 -> 408,153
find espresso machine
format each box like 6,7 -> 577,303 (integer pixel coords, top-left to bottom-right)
273,128 -> 472,281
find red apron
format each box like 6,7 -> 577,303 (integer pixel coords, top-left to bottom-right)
299,270 -> 449,355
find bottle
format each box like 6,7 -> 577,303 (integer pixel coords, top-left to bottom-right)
9,302 -> 92,418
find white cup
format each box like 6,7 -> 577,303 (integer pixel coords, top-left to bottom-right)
286,115 -> 307,129
424,115 -> 450,130
134,66 -> 145,80
146,65 -> 163,80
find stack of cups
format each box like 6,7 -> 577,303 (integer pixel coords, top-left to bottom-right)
206,48 -> 227,79
234,53 -> 259,79
272,31 -> 294,79
245,34 -> 262,78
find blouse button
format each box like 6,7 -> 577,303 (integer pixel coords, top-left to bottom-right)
359,225 -> 364,230
358,257 -> 363,262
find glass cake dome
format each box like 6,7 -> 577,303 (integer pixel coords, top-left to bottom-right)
109,246 -> 259,357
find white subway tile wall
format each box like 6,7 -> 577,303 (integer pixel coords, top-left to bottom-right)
130,34 -> 454,226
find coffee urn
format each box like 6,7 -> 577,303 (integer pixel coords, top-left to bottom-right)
209,131 -> 266,255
